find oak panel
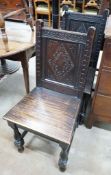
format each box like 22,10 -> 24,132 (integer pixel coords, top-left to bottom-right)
102,39 -> 111,68
98,69 -> 111,95
93,94 -> 111,117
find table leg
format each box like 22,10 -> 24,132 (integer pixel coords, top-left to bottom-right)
21,58 -> 29,94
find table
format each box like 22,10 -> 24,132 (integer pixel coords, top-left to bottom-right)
0,21 -> 35,93
87,15 -> 111,128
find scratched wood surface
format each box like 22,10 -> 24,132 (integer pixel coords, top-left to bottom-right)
3,87 -> 81,144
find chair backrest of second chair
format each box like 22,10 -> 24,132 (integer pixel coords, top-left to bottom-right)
34,0 -> 51,13
36,20 -> 95,98
61,10 -> 109,68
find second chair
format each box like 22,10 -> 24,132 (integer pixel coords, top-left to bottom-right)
34,0 -> 52,27
61,10 -> 109,122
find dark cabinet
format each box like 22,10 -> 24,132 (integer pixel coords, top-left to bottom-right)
87,16 -> 111,127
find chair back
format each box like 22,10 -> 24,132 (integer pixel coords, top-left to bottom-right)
60,0 -> 76,9
34,0 -> 51,26
34,0 -> 51,11
36,20 -> 95,98
61,10 -> 109,68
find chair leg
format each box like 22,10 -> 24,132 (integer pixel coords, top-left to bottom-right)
79,93 -> 91,125
58,118 -> 78,171
58,144 -> 70,171
21,58 -> 29,94
35,13 -> 38,21
82,0 -> 85,13
86,113 -> 95,129
48,14 -> 51,27
8,122 -> 24,153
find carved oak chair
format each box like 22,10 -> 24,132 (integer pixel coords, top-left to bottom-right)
3,20 -> 95,171
61,10 -> 109,122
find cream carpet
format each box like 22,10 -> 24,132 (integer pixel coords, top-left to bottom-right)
0,57 -> 111,175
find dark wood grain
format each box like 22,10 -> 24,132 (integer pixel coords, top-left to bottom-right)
102,39 -> 111,67
4,87 -> 80,145
97,69 -> 111,95
93,94 -> 111,117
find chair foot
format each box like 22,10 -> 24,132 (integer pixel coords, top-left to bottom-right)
14,126 -> 25,153
58,144 -> 70,171
85,117 -> 94,129
8,122 -> 25,153
14,138 -> 24,153
58,155 -> 67,171
78,113 -> 85,125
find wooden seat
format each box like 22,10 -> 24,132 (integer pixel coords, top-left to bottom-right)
4,87 -> 80,144
34,0 -> 51,27
3,20 -> 95,171
61,10 -> 109,122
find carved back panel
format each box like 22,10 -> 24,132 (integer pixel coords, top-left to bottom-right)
36,20 -> 95,98
62,10 -> 109,68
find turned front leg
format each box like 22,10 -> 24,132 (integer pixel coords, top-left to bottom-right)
58,143 -> 70,171
8,122 -> 25,152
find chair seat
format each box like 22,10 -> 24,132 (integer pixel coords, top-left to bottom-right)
3,87 -> 81,144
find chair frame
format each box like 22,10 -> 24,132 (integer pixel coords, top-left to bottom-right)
61,10 -> 109,123
3,20 -> 95,171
